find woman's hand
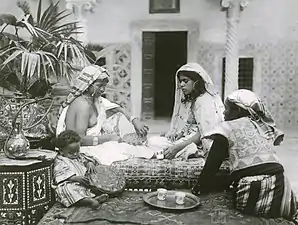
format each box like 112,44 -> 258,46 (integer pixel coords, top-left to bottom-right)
166,134 -> 177,142
132,119 -> 149,137
164,145 -> 181,159
166,133 -> 183,142
69,176 -> 90,187
86,161 -> 96,174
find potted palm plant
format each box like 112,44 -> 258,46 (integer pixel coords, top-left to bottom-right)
0,0 -> 96,151
0,0 -> 94,95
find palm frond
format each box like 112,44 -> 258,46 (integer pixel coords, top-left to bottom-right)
2,49 -> 23,67
0,14 -> 17,26
35,1 -> 80,37
0,46 -> 23,58
21,51 -> 29,75
46,11 -> 72,32
0,0 -> 97,94
36,0 -> 42,26
0,32 -> 20,41
40,51 -> 58,77
17,0 -> 31,15
50,21 -> 81,36
38,1 -> 59,30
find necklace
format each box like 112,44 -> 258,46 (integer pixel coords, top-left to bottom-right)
83,94 -> 93,104
83,95 -> 98,116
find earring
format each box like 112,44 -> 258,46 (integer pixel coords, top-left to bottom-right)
91,89 -> 96,97
192,81 -> 199,91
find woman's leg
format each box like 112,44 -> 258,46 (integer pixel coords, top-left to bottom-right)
234,173 -> 298,220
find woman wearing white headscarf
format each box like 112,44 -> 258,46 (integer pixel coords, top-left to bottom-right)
192,89 -> 298,222
147,63 -> 225,159
56,65 -> 155,165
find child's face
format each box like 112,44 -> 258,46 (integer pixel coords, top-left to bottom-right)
63,142 -> 80,153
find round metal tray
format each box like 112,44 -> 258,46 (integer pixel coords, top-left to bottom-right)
143,190 -> 200,211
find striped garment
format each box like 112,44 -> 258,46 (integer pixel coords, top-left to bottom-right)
233,173 -> 298,221
53,154 -> 97,207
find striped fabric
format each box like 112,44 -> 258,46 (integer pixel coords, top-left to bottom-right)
53,154 -> 95,207
234,173 -> 298,221
60,65 -> 109,114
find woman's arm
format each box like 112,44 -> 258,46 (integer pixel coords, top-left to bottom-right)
108,107 -> 130,121
109,107 -> 149,136
175,132 -> 201,150
164,132 -> 201,159
65,99 -> 118,146
192,134 -> 229,194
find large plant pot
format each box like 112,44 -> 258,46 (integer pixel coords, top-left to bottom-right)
0,95 -> 51,151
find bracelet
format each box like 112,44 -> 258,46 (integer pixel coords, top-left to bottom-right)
93,136 -> 99,146
130,116 -> 138,123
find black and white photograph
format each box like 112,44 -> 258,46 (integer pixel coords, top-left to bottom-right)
0,0 -> 297,224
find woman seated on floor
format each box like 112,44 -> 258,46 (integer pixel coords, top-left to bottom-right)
192,89 -> 298,222
56,65 -> 155,165
147,63 -> 224,159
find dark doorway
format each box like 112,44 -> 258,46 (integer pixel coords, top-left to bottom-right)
154,32 -> 187,118
142,31 -> 187,120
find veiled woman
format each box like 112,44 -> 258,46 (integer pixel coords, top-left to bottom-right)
192,89 -> 297,222
56,65 -> 155,165
147,63 -> 225,159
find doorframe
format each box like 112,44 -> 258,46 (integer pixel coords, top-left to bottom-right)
130,19 -> 200,118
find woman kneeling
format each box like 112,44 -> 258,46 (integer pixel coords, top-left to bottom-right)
192,89 -> 297,222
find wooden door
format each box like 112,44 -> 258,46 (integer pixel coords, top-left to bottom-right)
142,32 -> 155,120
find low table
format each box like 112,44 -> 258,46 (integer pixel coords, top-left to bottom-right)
0,149 -> 57,225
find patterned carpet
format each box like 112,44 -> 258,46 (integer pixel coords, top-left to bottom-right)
38,191 -> 295,225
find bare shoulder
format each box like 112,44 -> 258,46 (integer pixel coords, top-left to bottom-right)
68,96 -> 90,114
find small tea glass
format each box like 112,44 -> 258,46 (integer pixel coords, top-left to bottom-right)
175,192 -> 186,205
157,188 -> 167,201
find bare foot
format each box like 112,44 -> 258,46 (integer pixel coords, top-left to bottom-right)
95,194 -> 109,204
90,199 -> 100,209
76,197 -> 100,209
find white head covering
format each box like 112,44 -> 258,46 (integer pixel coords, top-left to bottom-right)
227,89 -> 284,144
167,63 -> 225,143
60,65 -> 109,111
176,63 -> 217,96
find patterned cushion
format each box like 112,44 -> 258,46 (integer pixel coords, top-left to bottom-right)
111,158 -> 230,190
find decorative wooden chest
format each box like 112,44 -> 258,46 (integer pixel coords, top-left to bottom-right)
0,149 -> 57,225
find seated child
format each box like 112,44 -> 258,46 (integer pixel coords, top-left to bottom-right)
53,130 -> 109,208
